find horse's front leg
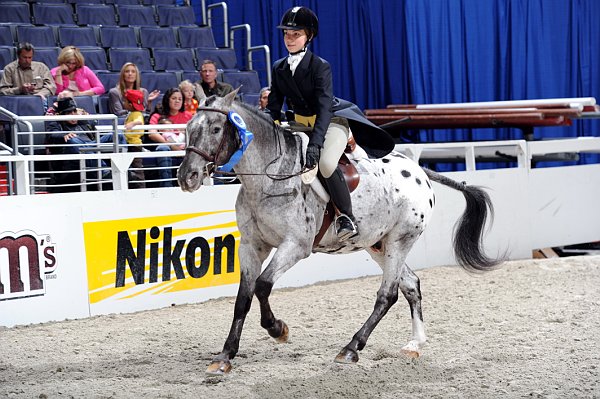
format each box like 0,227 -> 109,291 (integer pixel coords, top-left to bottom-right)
206,241 -> 270,376
255,240 -> 312,343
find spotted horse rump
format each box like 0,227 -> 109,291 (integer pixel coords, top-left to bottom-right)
178,89 -> 504,376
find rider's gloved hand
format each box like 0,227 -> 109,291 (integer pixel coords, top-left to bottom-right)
305,144 -> 320,169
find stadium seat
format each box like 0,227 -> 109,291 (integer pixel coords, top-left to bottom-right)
98,26 -> 138,49
152,48 -> 195,71
79,47 -> 109,71
177,26 -> 215,48
109,47 -> 153,71
139,27 -> 177,49
241,93 -> 260,107
72,96 -> 97,114
142,0 -> 177,5
0,95 -> 44,116
113,0 -> 141,4
181,70 -> 198,84
58,26 -> 98,48
222,70 -> 261,94
32,3 -> 76,25
96,71 -> 120,93
97,94 -> 111,115
0,25 -> 16,47
33,47 -> 60,69
140,71 -> 179,94
16,25 -> 57,48
0,3 -> 30,24
195,48 -> 237,70
76,4 -> 117,26
156,5 -> 195,26
117,5 -> 157,26
0,46 -> 14,70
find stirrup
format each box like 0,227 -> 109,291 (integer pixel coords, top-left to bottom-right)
335,214 -> 359,241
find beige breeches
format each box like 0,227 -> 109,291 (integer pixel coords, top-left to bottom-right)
319,122 -> 349,178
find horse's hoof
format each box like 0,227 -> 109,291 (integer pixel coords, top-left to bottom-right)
275,321 -> 289,343
401,341 -> 422,358
206,360 -> 232,376
334,348 -> 359,364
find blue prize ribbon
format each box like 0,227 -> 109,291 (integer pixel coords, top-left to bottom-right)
217,111 -> 254,173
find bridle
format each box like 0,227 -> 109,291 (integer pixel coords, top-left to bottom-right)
185,106 -> 311,181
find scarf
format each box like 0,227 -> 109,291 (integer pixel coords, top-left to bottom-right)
287,49 -> 306,76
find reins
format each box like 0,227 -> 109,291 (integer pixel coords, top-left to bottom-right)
186,106 -> 311,181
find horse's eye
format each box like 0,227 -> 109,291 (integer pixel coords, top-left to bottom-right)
212,127 -> 221,135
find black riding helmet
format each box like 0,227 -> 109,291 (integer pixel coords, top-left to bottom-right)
277,6 -> 319,41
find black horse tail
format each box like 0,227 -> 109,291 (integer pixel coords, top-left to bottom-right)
423,168 -> 505,272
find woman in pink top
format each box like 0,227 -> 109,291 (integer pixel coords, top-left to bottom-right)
51,46 -> 105,96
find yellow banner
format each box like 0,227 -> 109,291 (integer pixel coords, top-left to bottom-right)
83,211 -> 240,304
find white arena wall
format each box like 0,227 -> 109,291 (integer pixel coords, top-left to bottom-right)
1,139 -> 599,327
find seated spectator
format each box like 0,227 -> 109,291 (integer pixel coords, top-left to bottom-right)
51,46 -> 104,97
0,42 -> 56,100
193,59 -> 233,99
158,116 -> 185,151
258,86 -> 270,111
109,62 -> 160,117
179,80 -> 198,114
46,97 -> 126,190
147,88 -> 192,187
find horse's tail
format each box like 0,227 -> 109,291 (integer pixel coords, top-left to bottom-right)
423,168 -> 505,272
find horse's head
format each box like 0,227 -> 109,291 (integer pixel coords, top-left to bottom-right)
178,88 -> 241,192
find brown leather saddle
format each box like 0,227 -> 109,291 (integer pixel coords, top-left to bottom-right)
312,140 -> 360,247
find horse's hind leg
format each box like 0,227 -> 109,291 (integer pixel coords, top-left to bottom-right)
335,241 -> 407,364
398,263 -> 426,358
206,242 -> 270,376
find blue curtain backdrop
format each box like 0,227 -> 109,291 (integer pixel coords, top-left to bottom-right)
196,0 -> 600,166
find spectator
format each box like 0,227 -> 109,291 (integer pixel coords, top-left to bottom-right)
122,89 -> 147,188
108,62 -> 160,117
0,42 -> 55,99
258,86 -> 270,111
51,46 -> 104,97
179,79 -> 198,114
193,59 -> 233,99
147,88 -> 192,187
46,97 -> 126,190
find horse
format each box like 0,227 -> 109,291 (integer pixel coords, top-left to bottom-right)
177,89 -> 503,376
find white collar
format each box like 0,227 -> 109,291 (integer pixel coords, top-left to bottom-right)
287,50 -> 307,76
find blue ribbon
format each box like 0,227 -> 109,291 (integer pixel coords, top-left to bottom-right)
217,111 -> 254,173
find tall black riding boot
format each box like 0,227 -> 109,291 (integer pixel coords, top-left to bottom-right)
324,167 -> 359,241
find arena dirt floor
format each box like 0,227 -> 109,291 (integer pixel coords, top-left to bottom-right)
1,255 -> 599,398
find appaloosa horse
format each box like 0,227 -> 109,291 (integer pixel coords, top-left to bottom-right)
178,89 -> 502,375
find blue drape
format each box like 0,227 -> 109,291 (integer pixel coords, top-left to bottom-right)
198,0 -> 600,166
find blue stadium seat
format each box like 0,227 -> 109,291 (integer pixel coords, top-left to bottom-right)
195,48 -> 237,70
177,26 -> 215,48
98,26 -> 138,48
97,94 -> 111,114
0,25 -> 16,47
76,4 -> 117,26
242,93 -> 260,107
32,3 -> 76,25
58,26 -> 98,48
139,27 -> 177,49
0,3 -> 31,24
16,25 -> 57,48
0,46 -> 14,70
0,95 -> 44,116
79,47 -> 108,71
117,5 -> 157,26
72,95 -> 97,114
109,47 -> 153,71
113,0 -> 140,4
181,70 -> 198,84
140,71 -> 178,94
33,47 -> 60,69
221,70 -> 261,94
142,0 -> 176,5
156,5 -> 195,27
152,48 -> 195,71
96,71 -> 120,93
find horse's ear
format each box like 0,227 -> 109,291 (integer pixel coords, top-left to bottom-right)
222,87 -> 240,108
196,84 -> 207,107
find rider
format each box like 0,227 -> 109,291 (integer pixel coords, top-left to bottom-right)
266,6 -> 395,241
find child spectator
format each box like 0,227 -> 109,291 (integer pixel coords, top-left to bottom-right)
179,80 -> 198,114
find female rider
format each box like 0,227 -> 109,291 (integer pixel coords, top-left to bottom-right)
266,6 -> 395,241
